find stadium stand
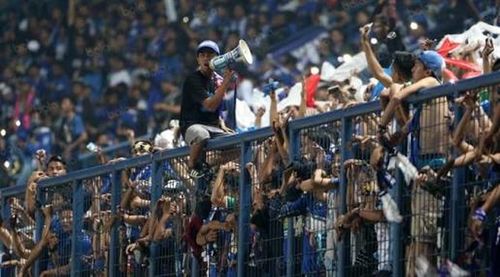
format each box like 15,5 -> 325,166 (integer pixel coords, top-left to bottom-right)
0,0 -> 499,276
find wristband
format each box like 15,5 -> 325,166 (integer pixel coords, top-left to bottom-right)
472,208 -> 486,222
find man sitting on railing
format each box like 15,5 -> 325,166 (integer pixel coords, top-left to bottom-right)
180,40 -> 235,179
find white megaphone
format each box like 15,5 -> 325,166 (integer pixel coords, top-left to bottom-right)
209,40 -> 253,71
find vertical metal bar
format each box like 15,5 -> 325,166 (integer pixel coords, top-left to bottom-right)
149,159 -> 163,276
109,171 -> 121,277
1,194 -> 10,275
339,117 -> 352,276
285,219 -> 295,277
1,194 -> 8,227
191,256 -> 199,277
71,180 -> 84,276
450,92 -> 465,260
34,186 -> 46,277
286,127 -> 300,277
391,136 -> 406,277
237,141 -> 252,277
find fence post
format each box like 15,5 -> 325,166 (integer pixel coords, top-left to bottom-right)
34,186 -> 46,277
109,171 -> 121,277
286,127 -> 301,277
391,143 -> 406,277
149,159 -> 163,276
71,180 -> 84,276
339,117 -> 352,276
1,194 -> 10,274
237,141 -> 252,277
191,256 -> 199,277
450,92 -> 465,260
1,194 -> 8,228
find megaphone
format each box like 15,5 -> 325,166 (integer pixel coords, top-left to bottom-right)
209,40 -> 253,71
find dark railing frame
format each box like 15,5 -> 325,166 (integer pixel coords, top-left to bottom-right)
1,71 -> 499,276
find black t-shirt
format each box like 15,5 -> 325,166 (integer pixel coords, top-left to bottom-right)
251,207 -> 270,235
179,70 -> 221,135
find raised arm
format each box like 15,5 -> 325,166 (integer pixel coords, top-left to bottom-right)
18,205 -> 55,276
211,166 -> 227,207
482,37 -> 494,74
360,24 -> 393,87
451,95 -> 476,153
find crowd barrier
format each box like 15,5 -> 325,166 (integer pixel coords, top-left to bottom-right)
1,71 -> 499,276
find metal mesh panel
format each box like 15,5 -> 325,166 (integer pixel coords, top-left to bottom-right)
1,75 -> 499,276
1,190 -> 35,277
77,175 -> 113,276
35,182 -> 75,276
400,96 -> 450,277
275,121 -> 342,276
117,162 -> 152,277
452,85 -> 498,276
152,156 -> 191,277
245,137 -> 285,276
187,144 -> 241,276
343,111 -> 391,277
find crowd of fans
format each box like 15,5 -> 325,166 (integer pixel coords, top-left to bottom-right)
0,0 -> 500,276
0,0 -> 495,186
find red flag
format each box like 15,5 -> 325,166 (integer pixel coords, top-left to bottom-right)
437,37 -> 460,56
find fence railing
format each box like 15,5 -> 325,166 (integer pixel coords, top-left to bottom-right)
1,71 -> 499,276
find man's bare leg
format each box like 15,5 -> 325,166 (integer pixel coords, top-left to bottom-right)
188,142 -> 205,169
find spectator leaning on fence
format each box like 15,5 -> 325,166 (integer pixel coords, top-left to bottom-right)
179,40 -> 234,179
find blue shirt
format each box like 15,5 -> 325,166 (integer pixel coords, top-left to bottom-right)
370,67 -> 393,101
55,114 -> 85,145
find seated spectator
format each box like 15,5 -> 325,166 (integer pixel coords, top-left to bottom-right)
179,41 -> 234,179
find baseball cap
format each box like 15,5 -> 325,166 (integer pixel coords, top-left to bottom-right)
196,40 -> 220,55
47,155 -> 67,166
417,50 -> 445,81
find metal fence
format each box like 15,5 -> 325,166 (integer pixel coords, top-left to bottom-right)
1,71 -> 499,276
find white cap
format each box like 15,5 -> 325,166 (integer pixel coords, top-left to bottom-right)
196,40 -> 220,55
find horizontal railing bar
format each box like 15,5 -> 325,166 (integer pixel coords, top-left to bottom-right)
38,154 -> 152,188
0,185 -> 26,197
12,71 -> 500,191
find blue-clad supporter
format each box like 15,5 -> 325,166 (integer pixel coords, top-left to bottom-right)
29,110 -> 54,158
152,79 -> 182,133
44,209 -> 92,275
45,62 -> 71,104
119,140 -> 155,261
71,80 -> 94,129
16,204 -> 91,276
279,192 -> 327,275
52,96 -> 88,166
199,161 -> 239,276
